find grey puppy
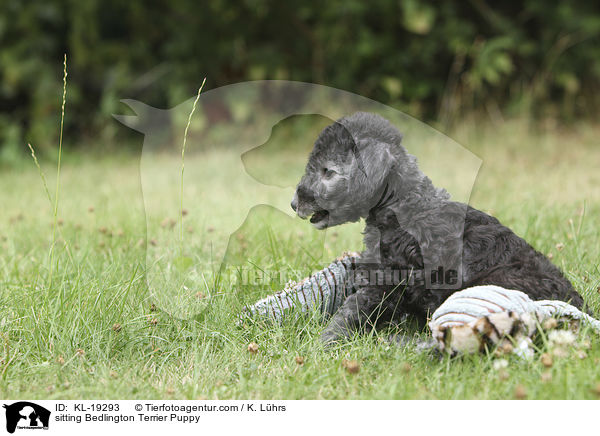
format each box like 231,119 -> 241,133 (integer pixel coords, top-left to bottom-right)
291,112 -> 584,344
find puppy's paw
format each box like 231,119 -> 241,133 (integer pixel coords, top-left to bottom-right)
319,327 -> 348,346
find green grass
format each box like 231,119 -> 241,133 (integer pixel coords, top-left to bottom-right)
1,119 -> 600,399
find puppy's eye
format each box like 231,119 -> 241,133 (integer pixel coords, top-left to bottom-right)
322,168 -> 337,179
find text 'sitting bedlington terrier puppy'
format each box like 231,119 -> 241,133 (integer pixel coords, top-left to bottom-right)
290,112 -> 584,344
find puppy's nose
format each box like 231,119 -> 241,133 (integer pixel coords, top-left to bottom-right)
290,198 -> 297,212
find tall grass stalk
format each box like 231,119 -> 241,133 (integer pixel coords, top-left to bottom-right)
27,143 -> 53,205
27,141 -> 75,269
180,78 -> 206,255
48,54 -> 68,285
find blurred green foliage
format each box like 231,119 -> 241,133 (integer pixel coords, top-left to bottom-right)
0,0 -> 599,156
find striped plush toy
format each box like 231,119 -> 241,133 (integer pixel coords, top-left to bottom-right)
240,252 -> 360,321
242,255 -> 599,355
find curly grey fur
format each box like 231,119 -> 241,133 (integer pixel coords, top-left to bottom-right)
291,112 -> 584,344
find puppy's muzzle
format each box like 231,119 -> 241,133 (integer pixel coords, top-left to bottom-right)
291,186 -> 316,219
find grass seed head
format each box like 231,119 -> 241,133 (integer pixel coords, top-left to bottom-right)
247,342 -> 259,354
541,353 -> 553,368
342,359 -> 360,374
514,384 -> 527,400
112,323 -> 122,332
295,356 -> 305,365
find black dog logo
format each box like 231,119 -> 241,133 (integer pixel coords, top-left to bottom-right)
3,402 -> 50,433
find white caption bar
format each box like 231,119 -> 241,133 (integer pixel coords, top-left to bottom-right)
0,400 -> 594,435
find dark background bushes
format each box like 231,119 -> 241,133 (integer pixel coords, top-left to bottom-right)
0,0 -> 599,156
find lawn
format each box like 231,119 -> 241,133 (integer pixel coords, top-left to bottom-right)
1,119 -> 599,399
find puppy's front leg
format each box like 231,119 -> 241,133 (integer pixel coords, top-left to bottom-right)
320,286 -> 389,344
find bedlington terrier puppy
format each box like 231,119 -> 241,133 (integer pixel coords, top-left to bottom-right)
291,112 -> 584,344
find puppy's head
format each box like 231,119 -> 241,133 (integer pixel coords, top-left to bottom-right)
291,112 -> 402,229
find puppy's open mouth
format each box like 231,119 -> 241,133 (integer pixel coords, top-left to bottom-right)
309,209 -> 329,224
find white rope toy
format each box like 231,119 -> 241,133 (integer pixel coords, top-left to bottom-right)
429,285 -> 600,355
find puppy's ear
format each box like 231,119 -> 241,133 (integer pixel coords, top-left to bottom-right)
364,142 -> 392,176
335,122 -> 367,178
